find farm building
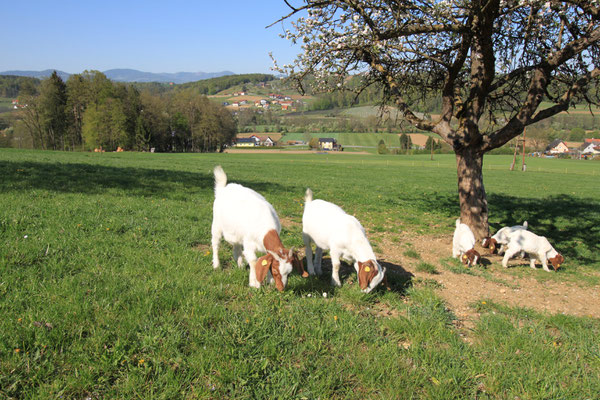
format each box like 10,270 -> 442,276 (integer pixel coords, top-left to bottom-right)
235,135 -> 277,147
235,138 -> 256,147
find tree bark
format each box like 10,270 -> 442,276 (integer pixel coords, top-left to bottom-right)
455,147 -> 489,240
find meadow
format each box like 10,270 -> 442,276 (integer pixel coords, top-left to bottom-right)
0,149 -> 599,399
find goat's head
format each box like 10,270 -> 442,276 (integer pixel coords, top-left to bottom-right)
462,249 -> 480,267
481,237 -> 498,254
358,260 -> 386,293
548,253 -> 564,271
255,247 -> 295,292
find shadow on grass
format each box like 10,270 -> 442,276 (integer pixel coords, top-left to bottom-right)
417,192 -> 600,266
0,160 -> 290,198
292,257 -> 413,296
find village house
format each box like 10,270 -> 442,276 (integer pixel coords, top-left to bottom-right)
545,139 -> 569,154
318,138 -> 341,151
581,141 -> 600,155
280,101 -> 294,111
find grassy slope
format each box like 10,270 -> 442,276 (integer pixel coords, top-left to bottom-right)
0,149 -> 599,398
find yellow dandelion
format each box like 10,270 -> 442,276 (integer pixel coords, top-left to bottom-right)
334,315 -> 338,321
106,228 -> 110,231
481,301 -> 486,305
15,348 -> 20,353
138,359 -> 145,365
17,318 -> 22,322
245,318 -> 249,323
205,250 -> 211,256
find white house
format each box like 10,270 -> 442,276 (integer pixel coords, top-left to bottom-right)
581,142 -> 600,155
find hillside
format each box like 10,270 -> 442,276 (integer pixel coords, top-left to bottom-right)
0,69 -> 236,84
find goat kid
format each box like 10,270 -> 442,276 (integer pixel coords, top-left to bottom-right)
452,219 -> 480,267
502,230 -> 564,272
482,221 -> 528,255
211,166 -> 306,291
302,188 -> 385,293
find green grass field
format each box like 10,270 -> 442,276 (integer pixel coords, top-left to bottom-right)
281,132 -> 413,150
1,149 -> 599,398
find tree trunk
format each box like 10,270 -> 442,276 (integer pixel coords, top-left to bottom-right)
455,148 -> 489,240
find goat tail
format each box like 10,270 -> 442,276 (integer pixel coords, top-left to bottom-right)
523,221 -> 528,229
304,188 -> 313,204
213,165 -> 227,189
455,218 -> 461,228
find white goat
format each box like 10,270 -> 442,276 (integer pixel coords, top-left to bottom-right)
211,166 -> 303,291
482,221 -> 528,254
302,188 -> 385,293
502,230 -> 564,272
452,219 -> 480,266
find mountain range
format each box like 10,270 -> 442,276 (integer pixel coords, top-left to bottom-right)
0,69 -> 236,84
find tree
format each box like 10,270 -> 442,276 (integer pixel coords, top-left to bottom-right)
425,136 -> 441,151
39,71 -> 68,150
399,133 -> 412,153
308,137 -> 320,149
377,139 -> 389,154
275,0 -> 600,239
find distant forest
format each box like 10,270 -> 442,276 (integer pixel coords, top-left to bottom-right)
0,71 -> 239,152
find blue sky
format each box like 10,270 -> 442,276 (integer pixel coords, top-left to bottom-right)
1,0 -> 303,74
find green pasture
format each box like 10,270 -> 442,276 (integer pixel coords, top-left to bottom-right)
281,132 -> 415,149
1,149 -> 599,399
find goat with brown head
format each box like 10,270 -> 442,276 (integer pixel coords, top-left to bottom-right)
461,249 -> 480,267
255,254 -> 286,292
481,237 -> 498,254
548,254 -> 564,270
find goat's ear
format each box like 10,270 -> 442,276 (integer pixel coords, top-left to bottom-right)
270,260 -> 285,292
255,255 -> 272,284
358,261 -> 378,290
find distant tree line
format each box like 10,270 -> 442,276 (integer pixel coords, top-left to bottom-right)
14,70 -> 236,152
177,74 -> 275,95
0,75 -> 40,98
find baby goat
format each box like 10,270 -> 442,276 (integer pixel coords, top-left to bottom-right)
211,166 -> 305,291
502,230 -> 564,272
452,219 -> 480,266
302,188 -> 385,293
482,221 -> 528,254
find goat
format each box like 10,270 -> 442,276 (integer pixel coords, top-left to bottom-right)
482,221 -> 528,254
502,230 -> 564,271
302,188 -> 385,293
452,219 -> 480,266
211,166 -> 305,291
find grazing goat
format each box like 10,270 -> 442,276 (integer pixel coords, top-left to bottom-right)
482,221 -> 528,254
211,166 -> 305,291
502,230 -> 564,272
302,188 -> 385,293
452,219 -> 480,266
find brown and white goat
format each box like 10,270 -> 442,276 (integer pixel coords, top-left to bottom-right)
211,166 -> 306,291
